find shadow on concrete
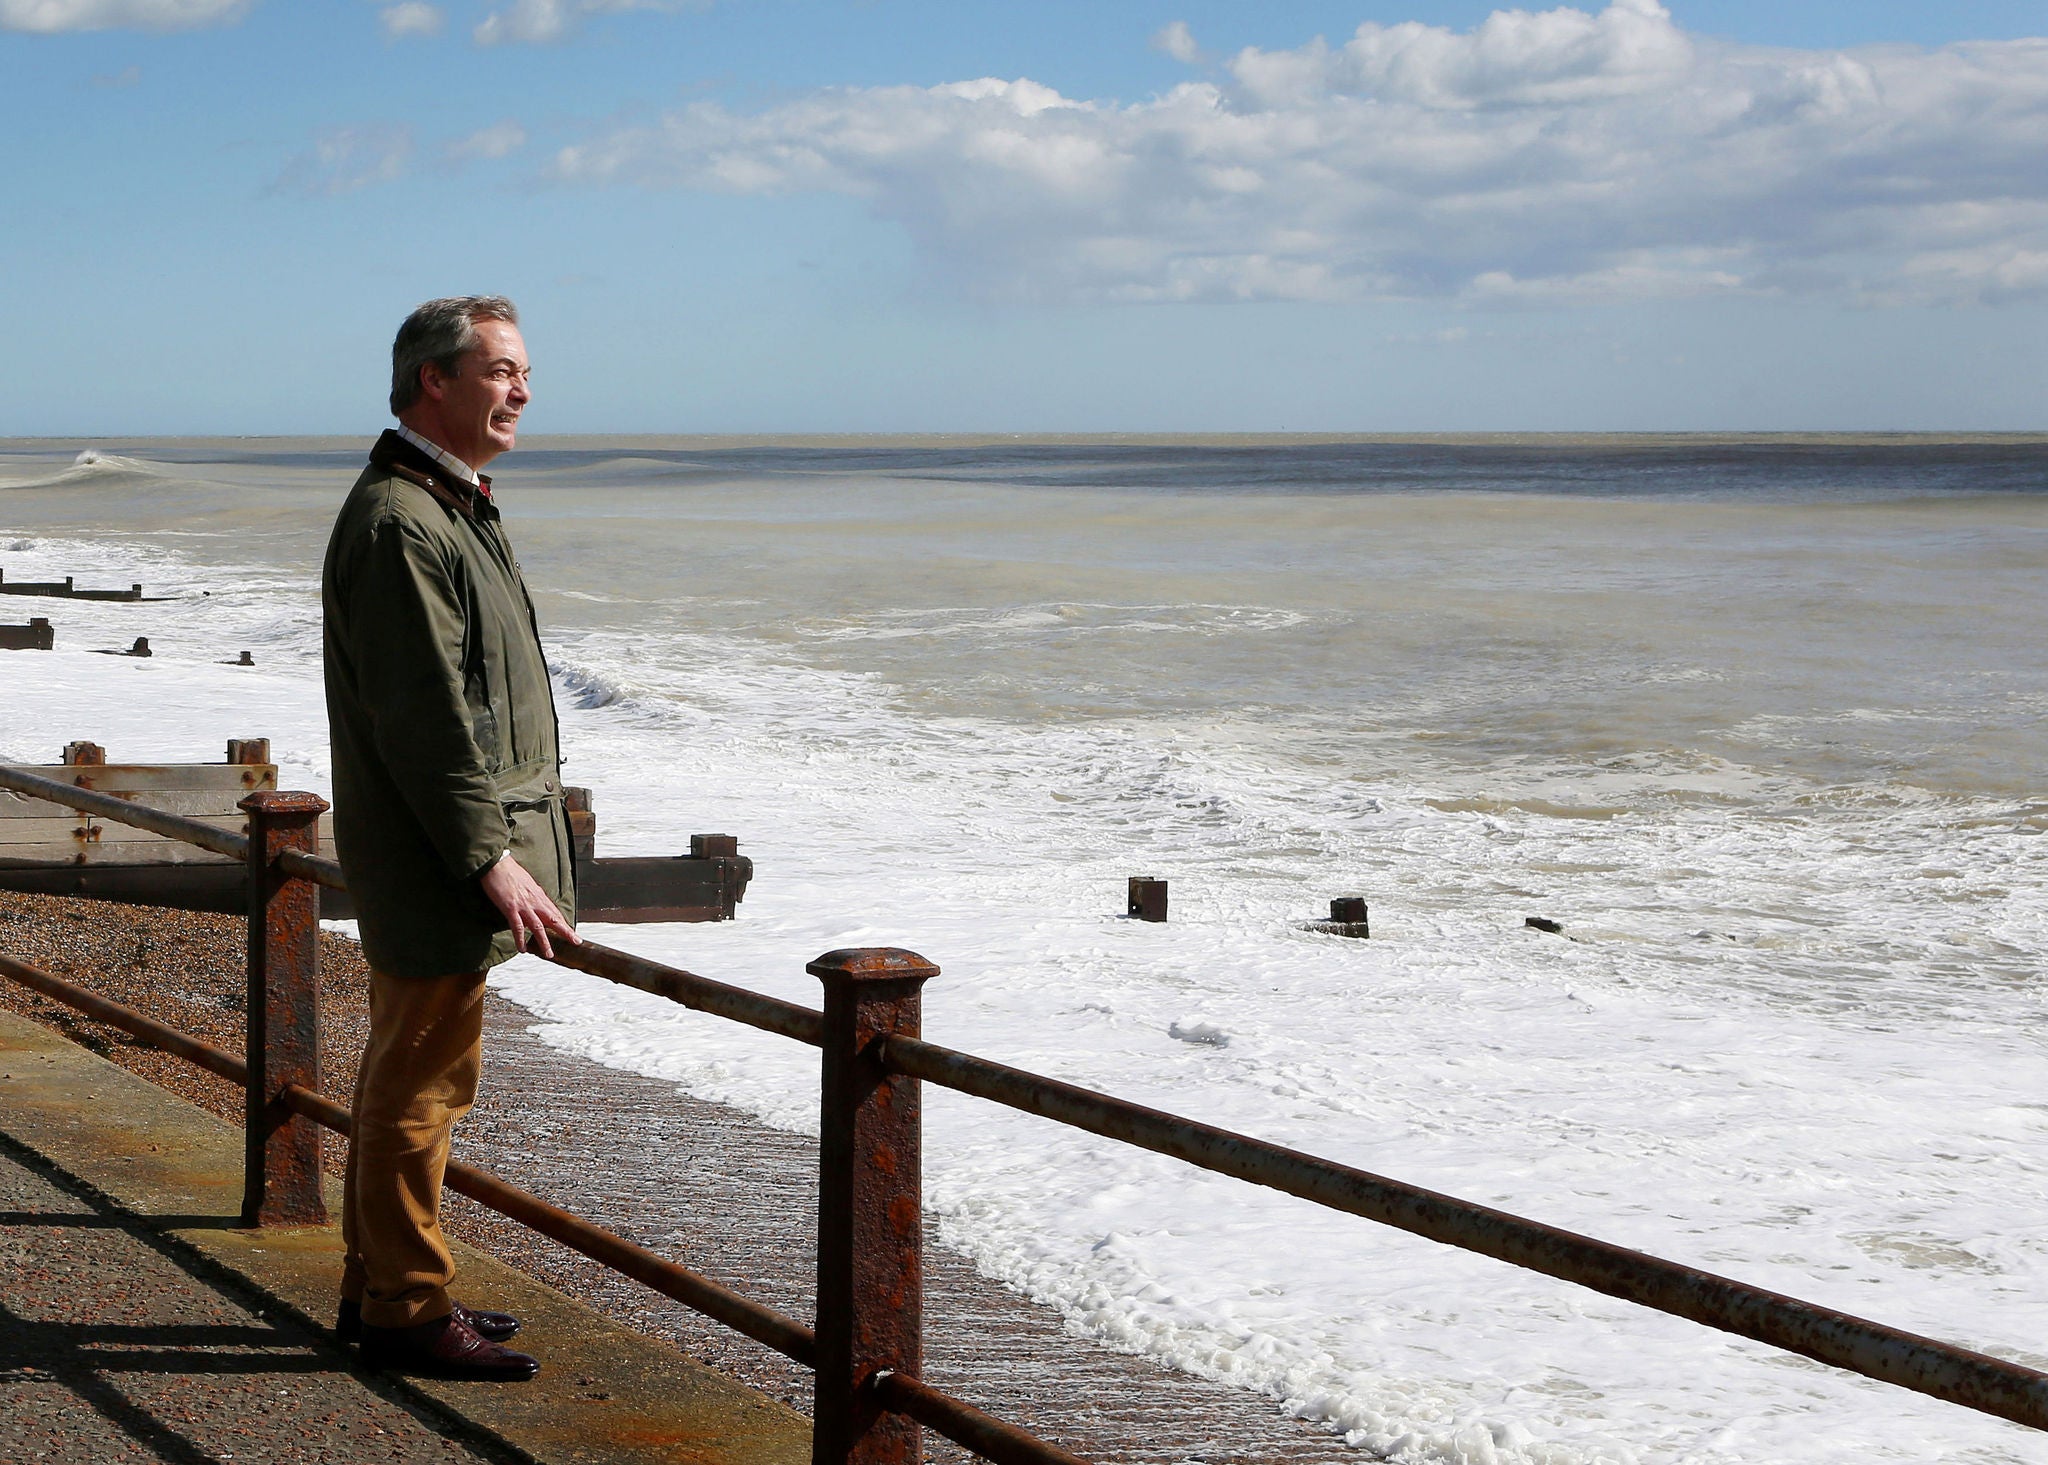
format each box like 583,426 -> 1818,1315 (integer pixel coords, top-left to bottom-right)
0,1127 -> 528,1465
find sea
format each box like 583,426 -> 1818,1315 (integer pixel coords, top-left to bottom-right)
2,434 -> 2045,1464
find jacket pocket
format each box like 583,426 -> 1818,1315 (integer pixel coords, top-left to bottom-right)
494,761 -> 571,923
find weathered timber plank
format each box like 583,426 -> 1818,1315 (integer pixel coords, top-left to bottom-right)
0,812 -> 291,844
579,903 -> 732,924
0,787 -> 286,819
81,842 -> 242,866
0,763 -> 279,793
0,862 -> 246,911
0,851 -> 747,922
0,840 -> 239,866
0,848 -> 95,867
0,818 -> 91,844
2,791 -> 105,819
576,855 -> 748,922
74,815 -> 250,847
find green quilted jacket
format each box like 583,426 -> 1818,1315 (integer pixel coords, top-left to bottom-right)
321,430 -> 575,977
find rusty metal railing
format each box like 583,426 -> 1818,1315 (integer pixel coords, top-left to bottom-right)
0,947 -> 819,1356
3,759 -> 2046,1460
0,762 -> 1078,1465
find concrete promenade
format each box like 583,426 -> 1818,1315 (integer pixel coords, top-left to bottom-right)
0,1006 -> 809,1465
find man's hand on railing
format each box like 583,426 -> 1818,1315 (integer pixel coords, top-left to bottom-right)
479,852 -> 580,959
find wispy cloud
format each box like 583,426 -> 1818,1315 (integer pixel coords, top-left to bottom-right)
269,125 -> 413,196
1150,20 -> 1199,66
546,0 -> 2048,307
89,63 -> 143,87
446,120 -> 528,162
270,119 -> 527,190
473,0 -> 704,47
377,1 -> 439,39
0,0 -> 249,30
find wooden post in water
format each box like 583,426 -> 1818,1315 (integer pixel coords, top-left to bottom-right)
1303,897 -> 1370,937
1128,877 -> 1168,922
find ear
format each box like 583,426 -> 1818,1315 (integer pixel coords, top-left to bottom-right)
418,359 -> 452,403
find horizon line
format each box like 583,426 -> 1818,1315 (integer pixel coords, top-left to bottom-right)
4,430 -> 2047,449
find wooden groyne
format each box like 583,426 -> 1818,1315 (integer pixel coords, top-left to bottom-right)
0,617 -> 54,651
0,567 -> 146,601
0,739 -> 752,925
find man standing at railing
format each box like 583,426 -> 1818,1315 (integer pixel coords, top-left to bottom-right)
321,295 -> 579,1382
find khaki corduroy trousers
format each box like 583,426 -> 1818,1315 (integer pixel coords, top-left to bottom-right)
340,968 -> 488,1329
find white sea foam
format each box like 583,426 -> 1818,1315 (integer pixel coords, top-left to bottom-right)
3,445 -> 2046,1462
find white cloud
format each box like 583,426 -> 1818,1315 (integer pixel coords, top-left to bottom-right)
377,1 -> 439,38
547,1 -> 2048,306
269,126 -> 413,196
474,0 -> 565,43
0,0 -> 248,30
446,120 -> 528,161
473,0 -> 702,47
1229,0 -> 1691,108
1152,20 -> 1199,66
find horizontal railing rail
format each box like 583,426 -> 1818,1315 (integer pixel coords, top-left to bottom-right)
0,949 -> 820,1367
5,757 -> 2047,1451
876,1033 -> 2048,1431
549,938 -> 825,1047
275,846 -> 346,889
0,948 -> 246,1086
873,1372 -> 1088,1465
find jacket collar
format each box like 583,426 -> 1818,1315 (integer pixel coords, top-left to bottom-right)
368,429 -> 499,522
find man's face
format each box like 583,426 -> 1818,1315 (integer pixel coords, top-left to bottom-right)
428,319 -> 530,469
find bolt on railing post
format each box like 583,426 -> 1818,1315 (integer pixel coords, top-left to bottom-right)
809,947 -> 940,1465
239,790 -> 330,1227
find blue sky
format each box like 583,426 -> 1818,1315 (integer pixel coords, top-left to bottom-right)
2,0 -> 2045,434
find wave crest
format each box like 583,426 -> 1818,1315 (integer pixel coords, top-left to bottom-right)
0,450 -> 163,491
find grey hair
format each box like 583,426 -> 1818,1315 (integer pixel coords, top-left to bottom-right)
389,296 -> 519,415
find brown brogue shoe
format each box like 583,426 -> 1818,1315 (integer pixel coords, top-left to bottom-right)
337,1299 -> 521,1344
358,1312 -> 540,1381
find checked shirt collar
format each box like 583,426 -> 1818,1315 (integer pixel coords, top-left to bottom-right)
396,423 -> 492,497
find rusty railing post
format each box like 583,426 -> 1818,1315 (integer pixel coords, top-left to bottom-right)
240,790 -> 330,1226
809,947 -> 940,1465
